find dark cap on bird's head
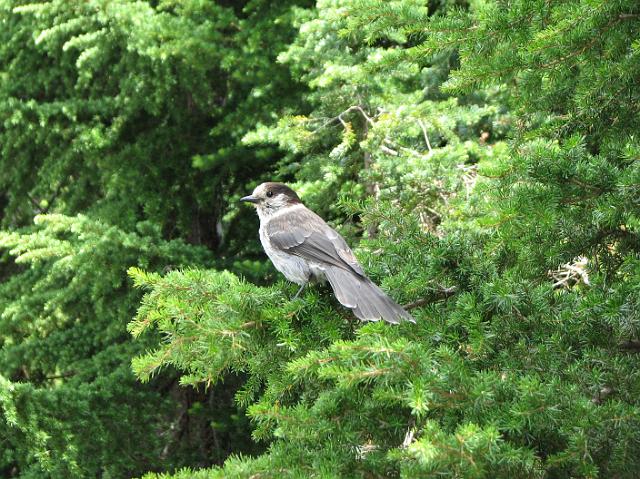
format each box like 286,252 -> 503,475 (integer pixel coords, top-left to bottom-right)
240,182 -> 302,209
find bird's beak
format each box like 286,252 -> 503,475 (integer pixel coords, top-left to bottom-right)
240,195 -> 259,204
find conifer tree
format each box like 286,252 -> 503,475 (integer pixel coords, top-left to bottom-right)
0,0 -> 309,249
0,215 -> 213,476
0,0 -> 311,475
2,0 -> 639,477
244,0 -> 507,232
132,1 -> 640,478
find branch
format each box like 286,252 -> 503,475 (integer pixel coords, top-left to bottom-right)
383,138 -> 423,157
45,370 -> 76,380
538,14 -> 632,70
26,193 -> 45,213
592,386 -> 614,405
312,105 -> 375,133
568,178 -> 602,192
26,182 -> 63,214
401,416 -> 416,448
417,119 -> 433,154
380,144 -> 399,156
337,105 -> 374,130
403,285 -> 458,311
459,10 -> 634,86
42,182 -> 63,214
620,339 -> 640,353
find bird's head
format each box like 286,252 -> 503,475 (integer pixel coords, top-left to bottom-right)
240,182 -> 302,218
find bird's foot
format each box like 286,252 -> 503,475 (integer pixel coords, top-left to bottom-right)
292,284 -> 305,300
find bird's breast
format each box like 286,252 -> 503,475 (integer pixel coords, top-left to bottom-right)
259,223 -> 312,285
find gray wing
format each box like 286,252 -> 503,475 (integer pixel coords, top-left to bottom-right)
267,208 -> 365,277
267,207 -> 415,324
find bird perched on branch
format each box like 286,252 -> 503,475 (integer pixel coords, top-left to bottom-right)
241,182 -> 414,324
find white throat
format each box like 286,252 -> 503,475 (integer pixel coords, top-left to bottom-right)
257,203 -> 305,223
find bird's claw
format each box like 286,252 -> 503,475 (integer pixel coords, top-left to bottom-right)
292,284 -> 305,300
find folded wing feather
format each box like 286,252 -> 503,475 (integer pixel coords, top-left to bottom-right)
267,208 -> 414,323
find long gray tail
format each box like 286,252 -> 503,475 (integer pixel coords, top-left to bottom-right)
324,267 -> 415,324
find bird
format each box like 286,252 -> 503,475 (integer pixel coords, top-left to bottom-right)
240,182 -> 414,324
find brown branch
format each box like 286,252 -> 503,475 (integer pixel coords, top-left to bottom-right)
620,339 -> 640,353
45,370 -> 76,380
459,11 -> 636,86
26,182 -> 63,215
537,13 -> 633,70
568,178 -> 602,192
403,286 -> 458,311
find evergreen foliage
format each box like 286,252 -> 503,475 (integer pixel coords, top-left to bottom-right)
1,0 -> 639,477
244,0 -> 508,231
134,0 -> 640,477
0,215 -> 212,477
0,0 -> 310,476
0,0 -> 308,249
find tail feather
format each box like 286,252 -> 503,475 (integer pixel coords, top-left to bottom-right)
324,267 -> 415,324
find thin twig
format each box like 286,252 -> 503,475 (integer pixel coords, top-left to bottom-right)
45,370 -> 76,380
25,182 -> 63,214
312,105 -> 375,133
26,193 -> 43,213
417,119 -> 433,154
403,286 -> 458,310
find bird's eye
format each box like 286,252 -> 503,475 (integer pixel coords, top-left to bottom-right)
266,191 -> 273,198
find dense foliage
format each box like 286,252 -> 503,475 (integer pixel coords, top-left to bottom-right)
1,0 -> 639,478
0,0 -> 310,476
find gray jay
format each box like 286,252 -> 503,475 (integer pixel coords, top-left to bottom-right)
241,182 -> 414,324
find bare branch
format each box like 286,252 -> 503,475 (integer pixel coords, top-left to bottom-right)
620,340 -> 640,352
401,417 -> 416,448
348,105 -> 374,125
45,370 -> 76,381
549,256 -> 590,289
380,144 -> 399,156
404,285 -> 458,311
417,119 -> 433,154
312,105 -> 375,133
